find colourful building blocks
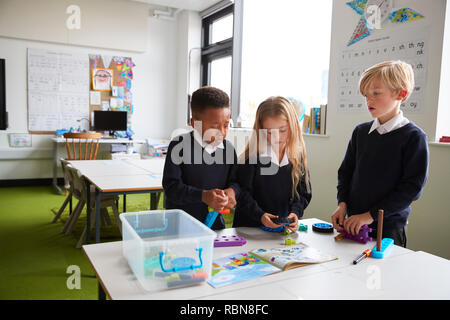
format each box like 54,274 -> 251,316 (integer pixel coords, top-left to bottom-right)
285,238 -> 296,245
204,207 -> 231,228
337,224 -> 373,244
260,225 -> 285,233
371,238 -> 394,259
298,223 -> 308,232
214,235 -> 247,247
312,223 -> 334,233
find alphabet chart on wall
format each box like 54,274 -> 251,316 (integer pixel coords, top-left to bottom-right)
337,26 -> 430,113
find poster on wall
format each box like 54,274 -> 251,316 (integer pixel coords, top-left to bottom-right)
27,48 -> 89,132
337,26 -> 430,113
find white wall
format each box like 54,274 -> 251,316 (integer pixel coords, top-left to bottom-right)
0,13 -> 179,179
0,0 -> 149,52
436,0 -> 450,138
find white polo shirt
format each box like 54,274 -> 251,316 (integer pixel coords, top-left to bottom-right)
192,129 -> 224,154
369,110 -> 410,135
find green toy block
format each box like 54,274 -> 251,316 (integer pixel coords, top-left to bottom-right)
285,238 -> 296,246
298,223 -> 308,232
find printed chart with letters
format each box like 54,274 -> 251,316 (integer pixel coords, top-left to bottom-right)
337,27 -> 429,113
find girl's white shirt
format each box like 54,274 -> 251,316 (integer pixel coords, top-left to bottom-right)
259,143 -> 289,167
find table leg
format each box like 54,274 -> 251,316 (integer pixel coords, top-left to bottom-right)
53,141 -> 62,194
98,282 -> 106,300
150,193 -> 157,210
95,190 -> 102,243
123,194 -> 127,212
85,179 -> 91,244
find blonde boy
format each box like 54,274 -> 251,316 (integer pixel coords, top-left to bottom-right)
331,61 -> 429,247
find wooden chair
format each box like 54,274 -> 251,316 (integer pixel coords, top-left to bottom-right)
52,132 -> 101,223
63,132 -> 102,160
52,159 -> 75,223
61,164 -> 121,248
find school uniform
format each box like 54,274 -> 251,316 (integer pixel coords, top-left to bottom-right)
233,146 -> 312,228
162,130 -> 240,230
337,112 -> 429,247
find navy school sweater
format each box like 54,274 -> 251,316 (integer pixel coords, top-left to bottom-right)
233,156 -> 312,228
162,131 -> 240,230
337,121 -> 429,230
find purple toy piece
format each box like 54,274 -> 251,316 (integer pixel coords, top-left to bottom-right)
214,235 -> 247,247
339,224 -> 373,244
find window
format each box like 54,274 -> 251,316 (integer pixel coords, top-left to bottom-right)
236,0 -> 333,128
201,4 -> 234,98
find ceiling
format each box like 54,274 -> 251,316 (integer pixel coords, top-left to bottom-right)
131,0 -> 225,11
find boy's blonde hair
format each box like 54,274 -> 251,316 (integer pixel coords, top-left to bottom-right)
359,60 -> 415,101
241,96 -> 310,199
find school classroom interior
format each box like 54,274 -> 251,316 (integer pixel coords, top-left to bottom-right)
0,0 -> 449,300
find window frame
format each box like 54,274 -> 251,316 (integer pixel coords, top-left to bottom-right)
200,2 -> 243,125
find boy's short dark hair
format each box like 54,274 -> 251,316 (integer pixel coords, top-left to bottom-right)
190,86 -> 230,117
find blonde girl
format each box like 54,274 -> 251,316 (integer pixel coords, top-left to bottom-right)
233,96 -> 311,231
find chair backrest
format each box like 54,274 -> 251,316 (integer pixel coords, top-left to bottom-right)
65,164 -> 85,200
63,132 -> 102,160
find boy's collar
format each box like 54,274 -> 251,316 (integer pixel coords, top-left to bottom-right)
369,110 -> 408,134
192,129 -> 224,153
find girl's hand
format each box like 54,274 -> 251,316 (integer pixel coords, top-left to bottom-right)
343,212 -> 374,236
261,213 -> 281,229
331,202 -> 347,232
286,213 -> 299,232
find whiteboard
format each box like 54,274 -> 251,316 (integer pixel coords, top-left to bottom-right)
27,48 -> 89,132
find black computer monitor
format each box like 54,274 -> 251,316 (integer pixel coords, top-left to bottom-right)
93,111 -> 127,135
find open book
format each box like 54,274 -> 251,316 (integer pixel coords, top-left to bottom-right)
208,252 -> 279,288
250,242 -> 337,271
208,243 -> 337,288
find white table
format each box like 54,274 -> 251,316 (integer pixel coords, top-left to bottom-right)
67,159 -> 165,246
52,136 -> 146,194
81,218 -> 450,300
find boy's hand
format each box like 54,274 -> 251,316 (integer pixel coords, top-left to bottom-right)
261,213 -> 281,229
223,188 -> 236,209
286,213 -> 299,232
343,211 -> 374,236
202,189 -> 228,212
331,202 -> 347,232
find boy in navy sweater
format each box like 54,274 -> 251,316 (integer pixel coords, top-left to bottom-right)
331,61 -> 429,247
162,87 -> 239,230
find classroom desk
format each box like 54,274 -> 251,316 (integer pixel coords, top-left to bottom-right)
52,136 -> 146,194
80,218 -> 450,300
67,159 -> 165,245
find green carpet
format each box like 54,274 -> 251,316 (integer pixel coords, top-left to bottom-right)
0,185 -> 234,300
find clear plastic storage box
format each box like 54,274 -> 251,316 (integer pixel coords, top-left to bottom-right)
119,210 -> 216,291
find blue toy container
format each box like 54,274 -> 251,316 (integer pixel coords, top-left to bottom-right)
120,210 -> 216,291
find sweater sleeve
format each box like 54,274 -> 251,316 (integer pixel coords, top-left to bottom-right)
368,130 -> 429,220
162,137 -> 203,205
289,171 -> 312,218
337,127 -> 358,205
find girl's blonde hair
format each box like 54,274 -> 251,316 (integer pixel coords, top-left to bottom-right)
359,60 -> 415,101
240,96 -> 310,200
